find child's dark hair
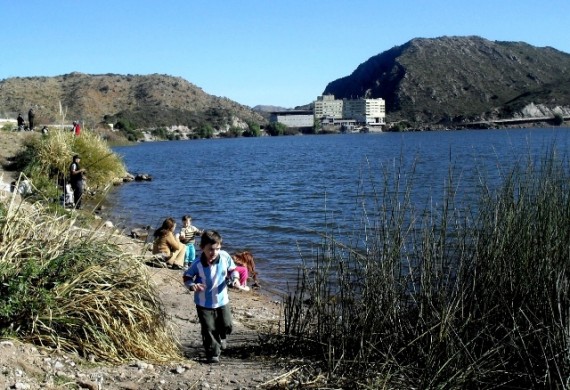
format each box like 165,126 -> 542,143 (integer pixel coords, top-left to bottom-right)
200,230 -> 222,248
182,215 -> 192,222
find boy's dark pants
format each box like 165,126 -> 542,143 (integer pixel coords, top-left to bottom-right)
196,304 -> 233,358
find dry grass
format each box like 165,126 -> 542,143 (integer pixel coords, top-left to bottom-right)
0,193 -> 183,364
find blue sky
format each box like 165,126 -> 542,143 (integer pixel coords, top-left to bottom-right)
2,0 -> 569,108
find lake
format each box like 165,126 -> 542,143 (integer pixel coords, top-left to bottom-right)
105,128 -> 570,294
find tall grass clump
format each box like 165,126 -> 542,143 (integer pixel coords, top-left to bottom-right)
13,128 -> 126,201
277,149 -> 570,389
0,196 -> 183,364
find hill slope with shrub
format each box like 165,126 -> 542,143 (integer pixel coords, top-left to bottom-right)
0,73 -> 266,131
324,35 -> 570,126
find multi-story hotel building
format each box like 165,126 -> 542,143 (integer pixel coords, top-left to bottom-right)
314,94 -> 386,126
314,94 -> 343,119
268,95 -> 386,130
342,97 -> 386,125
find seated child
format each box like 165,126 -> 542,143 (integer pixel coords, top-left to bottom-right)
230,251 -> 260,290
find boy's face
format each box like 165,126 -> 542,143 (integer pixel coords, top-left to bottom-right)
183,219 -> 191,227
202,242 -> 221,263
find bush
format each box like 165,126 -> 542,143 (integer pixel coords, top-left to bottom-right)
265,122 -> 287,136
196,123 -> 214,139
115,119 -> 144,141
12,129 -> 127,203
243,122 -> 261,137
552,113 -> 564,126
0,199 -> 181,363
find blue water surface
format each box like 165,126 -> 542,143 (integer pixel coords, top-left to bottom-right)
105,128 -> 570,293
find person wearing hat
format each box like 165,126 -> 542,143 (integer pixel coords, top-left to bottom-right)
69,155 -> 86,209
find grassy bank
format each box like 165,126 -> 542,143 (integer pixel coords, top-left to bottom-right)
0,129 -> 183,364
0,190 -> 183,365
275,148 -> 570,389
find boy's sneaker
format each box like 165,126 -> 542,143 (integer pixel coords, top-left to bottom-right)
237,285 -> 250,292
207,355 -> 220,364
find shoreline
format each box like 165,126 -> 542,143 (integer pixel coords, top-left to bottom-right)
0,131 -> 289,389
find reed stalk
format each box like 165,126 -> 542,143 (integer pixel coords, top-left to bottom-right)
277,148 -> 570,389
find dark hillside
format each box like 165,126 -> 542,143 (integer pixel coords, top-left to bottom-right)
324,36 -> 570,125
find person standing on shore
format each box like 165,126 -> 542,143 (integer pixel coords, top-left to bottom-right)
72,121 -> 81,136
17,113 -> 25,130
178,215 -> 202,268
69,154 -> 85,209
183,230 -> 240,363
27,108 -> 35,131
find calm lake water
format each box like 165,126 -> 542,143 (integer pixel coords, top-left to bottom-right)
105,128 -> 570,294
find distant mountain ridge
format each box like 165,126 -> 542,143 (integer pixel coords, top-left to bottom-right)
2,36 -> 569,131
0,72 -> 265,130
324,36 -> 570,125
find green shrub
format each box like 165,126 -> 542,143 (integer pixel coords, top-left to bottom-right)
1,123 -> 14,132
265,122 -> 287,136
243,122 -> 261,137
11,129 -> 127,204
552,113 -> 564,126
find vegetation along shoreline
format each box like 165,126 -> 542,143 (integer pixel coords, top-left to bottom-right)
1,126 -> 570,388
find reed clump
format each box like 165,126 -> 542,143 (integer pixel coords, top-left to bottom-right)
13,128 -> 126,200
277,149 -> 570,389
0,196 -> 182,364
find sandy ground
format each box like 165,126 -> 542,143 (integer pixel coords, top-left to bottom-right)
0,130 -> 294,389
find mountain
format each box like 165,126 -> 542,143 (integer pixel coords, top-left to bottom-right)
323,36 -> 570,125
0,72 -> 265,130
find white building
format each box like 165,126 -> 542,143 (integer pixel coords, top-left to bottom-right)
314,95 -> 343,119
313,95 -> 386,127
269,110 -> 314,128
343,97 -> 386,125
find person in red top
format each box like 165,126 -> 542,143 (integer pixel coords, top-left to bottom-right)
72,121 -> 81,136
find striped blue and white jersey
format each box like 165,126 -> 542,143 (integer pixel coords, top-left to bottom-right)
184,250 -> 237,308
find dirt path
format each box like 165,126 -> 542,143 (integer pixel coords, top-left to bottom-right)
0,130 -> 293,389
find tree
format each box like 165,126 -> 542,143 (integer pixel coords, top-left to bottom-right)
243,122 -> 261,137
265,122 -> 287,136
552,113 -> 564,126
197,123 -> 214,139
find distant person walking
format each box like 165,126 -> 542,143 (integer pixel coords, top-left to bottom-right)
72,121 -> 81,136
17,113 -> 25,131
27,108 -> 35,131
69,155 -> 86,209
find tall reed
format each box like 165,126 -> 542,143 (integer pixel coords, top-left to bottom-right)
13,128 -> 126,200
278,149 -> 570,389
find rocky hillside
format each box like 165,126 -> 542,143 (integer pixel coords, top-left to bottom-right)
324,36 -> 570,125
0,72 -> 265,130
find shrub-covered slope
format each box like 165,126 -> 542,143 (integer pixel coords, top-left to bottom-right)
324,36 -> 570,125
